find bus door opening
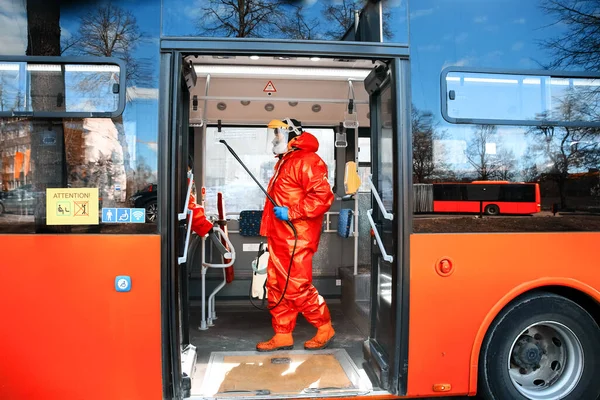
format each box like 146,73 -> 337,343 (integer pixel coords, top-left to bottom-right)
168,52 -> 406,399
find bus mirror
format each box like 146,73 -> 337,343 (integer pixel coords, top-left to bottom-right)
0,56 -> 126,118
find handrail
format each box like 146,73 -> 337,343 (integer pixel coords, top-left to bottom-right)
178,208 -> 194,265
367,174 -> 393,220
366,209 -> 393,263
202,226 -> 236,268
179,172 -> 194,221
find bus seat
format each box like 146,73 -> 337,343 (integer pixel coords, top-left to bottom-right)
337,208 -> 354,238
239,210 -> 263,236
344,161 -> 361,196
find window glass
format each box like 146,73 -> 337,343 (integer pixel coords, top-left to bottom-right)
0,0 -> 160,234
410,0 -> 600,233
443,71 -> 600,126
204,126 -> 335,214
0,62 -> 125,117
161,0 -> 407,44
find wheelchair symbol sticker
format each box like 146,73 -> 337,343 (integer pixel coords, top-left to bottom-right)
115,276 -> 131,292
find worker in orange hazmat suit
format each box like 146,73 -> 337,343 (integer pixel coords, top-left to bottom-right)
256,118 -> 335,352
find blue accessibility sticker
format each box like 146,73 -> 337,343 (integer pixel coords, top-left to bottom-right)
102,207 -> 147,223
115,275 -> 131,292
102,208 -> 117,223
130,208 -> 146,223
116,208 -> 131,222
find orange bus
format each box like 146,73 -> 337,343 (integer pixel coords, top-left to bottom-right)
2,1 -> 600,400
431,181 -> 542,215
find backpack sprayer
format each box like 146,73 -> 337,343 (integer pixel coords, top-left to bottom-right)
219,139 -> 297,311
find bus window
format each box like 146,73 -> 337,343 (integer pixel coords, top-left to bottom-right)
0,59 -> 126,118
203,126 -> 336,214
442,68 -> 600,128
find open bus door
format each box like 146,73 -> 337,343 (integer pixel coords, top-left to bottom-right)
161,43 -> 411,399
159,53 -> 198,399
362,60 -> 411,397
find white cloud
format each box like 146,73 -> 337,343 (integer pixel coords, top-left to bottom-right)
512,41 -> 525,51
61,26 -> 72,41
0,0 -> 22,14
0,0 -> 27,55
474,16 -> 488,23
127,87 -> 159,100
145,142 -> 158,152
410,8 -> 436,19
442,56 -> 476,69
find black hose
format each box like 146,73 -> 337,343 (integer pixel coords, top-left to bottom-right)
219,139 -> 297,311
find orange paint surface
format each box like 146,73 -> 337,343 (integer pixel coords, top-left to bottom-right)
407,232 -> 600,397
0,234 -> 163,400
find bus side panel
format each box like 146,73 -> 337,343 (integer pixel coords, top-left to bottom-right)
0,235 -> 162,400
406,232 -> 600,397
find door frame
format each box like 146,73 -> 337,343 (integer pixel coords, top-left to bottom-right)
158,38 -> 411,400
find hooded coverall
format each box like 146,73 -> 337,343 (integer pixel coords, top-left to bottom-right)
257,131 -> 335,351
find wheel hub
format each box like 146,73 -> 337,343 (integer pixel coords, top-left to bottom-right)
507,322 -> 584,400
512,336 -> 542,369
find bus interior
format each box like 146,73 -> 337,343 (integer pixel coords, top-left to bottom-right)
177,54 -> 392,399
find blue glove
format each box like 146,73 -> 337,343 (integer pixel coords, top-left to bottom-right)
274,206 -> 289,221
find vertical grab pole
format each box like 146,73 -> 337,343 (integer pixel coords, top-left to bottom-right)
199,237 -> 208,330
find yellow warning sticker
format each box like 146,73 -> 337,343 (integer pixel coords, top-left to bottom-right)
46,188 -> 99,225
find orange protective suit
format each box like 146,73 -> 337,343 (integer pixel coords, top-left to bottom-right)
259,131 -> 335,335
188,182 -> 214,237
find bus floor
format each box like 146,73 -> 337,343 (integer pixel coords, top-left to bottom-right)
187,298 -> 382,398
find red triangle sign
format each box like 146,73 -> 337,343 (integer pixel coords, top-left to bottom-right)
263,80 -> 277,93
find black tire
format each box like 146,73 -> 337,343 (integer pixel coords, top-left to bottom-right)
0,202 -> 4,215
478,292 -> 600,400
145,200 -> 158,223
484,204 -> 499,215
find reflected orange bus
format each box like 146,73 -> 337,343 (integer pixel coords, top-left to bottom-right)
432,181 -> 542,215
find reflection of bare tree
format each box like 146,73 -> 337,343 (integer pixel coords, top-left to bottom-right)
527,124 -> 599,208
62,3 -> 147,200
323,0 -> 392,40
62,4 -> 145,84
196,0 -> 288,38
26,0 -> 70,233
465,125 -> 517,181
540,0 -> 600,71
411,105 -> 452,182
495,148 -> 517,180
276,3 -> 322,40
527,90 -> 600,207
195,0 -> 391,40
129,156 -> 157,194
519,147 -> 540,182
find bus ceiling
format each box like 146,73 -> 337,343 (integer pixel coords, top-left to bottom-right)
183,54 -> 374,127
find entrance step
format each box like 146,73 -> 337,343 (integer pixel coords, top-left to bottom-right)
339,266 -> 371,337
181,344 -> 197,398
198,349 -> 371,398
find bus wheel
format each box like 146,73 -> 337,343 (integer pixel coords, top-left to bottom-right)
484,204 -> 499,215
478,292 -> 600,400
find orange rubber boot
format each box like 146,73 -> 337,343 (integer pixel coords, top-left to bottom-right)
256,333 -> 294,352
304,322 -> 335,350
